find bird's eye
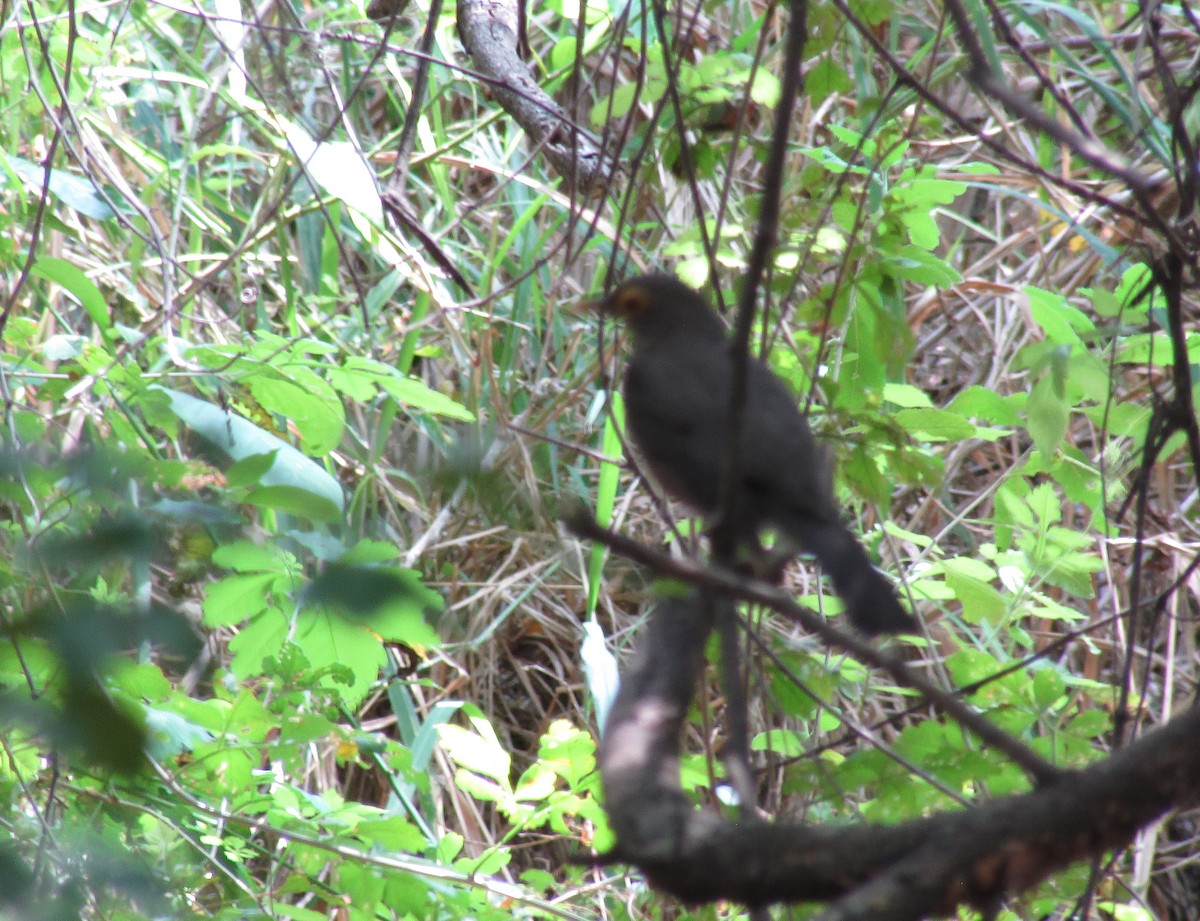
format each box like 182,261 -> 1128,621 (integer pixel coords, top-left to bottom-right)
618,289 -> 647,315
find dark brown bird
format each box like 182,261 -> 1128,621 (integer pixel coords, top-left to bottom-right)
596,273 -> 916,635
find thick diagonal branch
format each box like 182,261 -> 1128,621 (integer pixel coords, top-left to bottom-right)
457,0 -> 612,191
598,589 -> 1200,917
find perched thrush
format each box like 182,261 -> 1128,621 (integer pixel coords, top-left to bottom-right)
596,273 -> 916,635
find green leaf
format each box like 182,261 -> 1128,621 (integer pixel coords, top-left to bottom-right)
512,764 -> 557,802
247,371 -> 344,457
153,387 -> 346,515
455,847 -> 511,876
549,35 -> 578,71
356,817 -> 427,852
435,833 -> 464,864
202,573 -> 278,626
587,393 -> 624,615
805,58 -> 852,104
375,374 -> 475,422
280,713 -> 336,744
437,723 -> 512,786
282,120 -> 382,226
353,592 -> 440,650
246,484 -> 343,523
305,562 -> 435,619
0,153 -> 118,219
537,720 -> 597,787
1032,668 -> 1066,709
883,245 -> 963,285
30,257 -> 110,330
290,608 -> 411,707
1095,901 -> 1155,921
751,729 -> 807,757
904,175 -> 968,206
945,649 -> 1002,690
943,558 -> 1007,624
1068,709 -> 1111,738
595,82 -> 639,122
212,540 -> 292,573
899,210 -> 941,249
1026,375 -> 1069,457
749,69 -> 782,106
226,450 -> 279,486
882,383 -> 933,408
947,386 -> 1023,425
893,407 -> 976,440
143,707 -> 215,758
1026,286 -> 1094,346
842,441 -> 892,507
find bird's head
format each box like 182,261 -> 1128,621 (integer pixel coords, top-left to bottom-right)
591,273 -> 727,344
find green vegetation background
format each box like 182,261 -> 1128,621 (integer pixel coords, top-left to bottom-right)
0,1 -> 1193,919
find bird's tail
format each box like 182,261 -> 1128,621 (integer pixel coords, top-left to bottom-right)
778,517 -> 917,636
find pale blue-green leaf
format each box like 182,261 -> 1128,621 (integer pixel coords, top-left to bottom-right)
154,387 -> 345,515
1,153 -> 118,219
143,707 -> 215,758
41,334 -> 88,361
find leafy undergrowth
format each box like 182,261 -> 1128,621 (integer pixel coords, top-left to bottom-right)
1,1 -> 1197,920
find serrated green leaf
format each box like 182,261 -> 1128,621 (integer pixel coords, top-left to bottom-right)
943,559 -> 1007,625
438,724 -> 511,785
247,372 -> 344,457
893,407 -> 975,440
202,573 -> 277,626
1026,375 -> 1069,457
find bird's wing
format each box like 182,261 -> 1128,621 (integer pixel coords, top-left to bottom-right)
622,337 -> 839,528
621,340 -> 729,510
736,358 -> 837,520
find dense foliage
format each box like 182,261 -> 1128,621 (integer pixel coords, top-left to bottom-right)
1,0 -> 1198,919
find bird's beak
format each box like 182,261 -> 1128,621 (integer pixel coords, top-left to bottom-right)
582,292 -> 611,316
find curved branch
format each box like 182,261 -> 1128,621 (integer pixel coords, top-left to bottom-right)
456,0 -> 613,191
599,590 -> 1200,917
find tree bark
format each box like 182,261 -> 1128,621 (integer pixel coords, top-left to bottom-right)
599,590 -> 1200,918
